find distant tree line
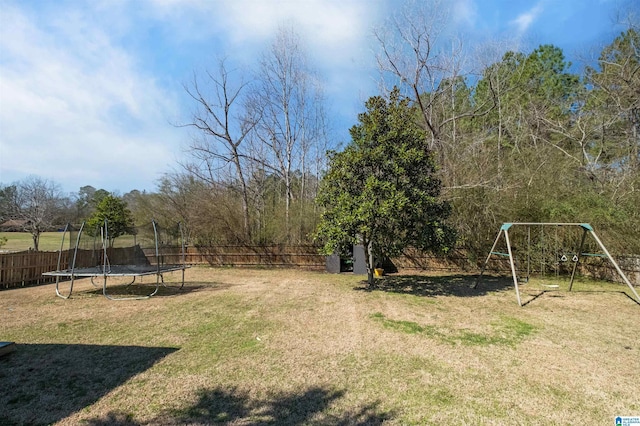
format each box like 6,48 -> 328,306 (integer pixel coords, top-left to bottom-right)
0,180 -> 139,250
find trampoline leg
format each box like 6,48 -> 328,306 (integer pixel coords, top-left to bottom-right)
151,273 -> 161,297
102,274 -> 158,301
55,275 -> 74,299
158,268 -> 187,290
90,276 -> 101,288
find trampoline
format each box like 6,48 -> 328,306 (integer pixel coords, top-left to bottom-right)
43,219 -> 190,300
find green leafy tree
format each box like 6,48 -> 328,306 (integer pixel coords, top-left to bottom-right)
585,29 -> 639,171
73,186 -> 110,223
473,45 -> 579,152
85,194 -> 135,247
452,45 -> 582,259
316,88 -> 455,287
577,28 -> 640,252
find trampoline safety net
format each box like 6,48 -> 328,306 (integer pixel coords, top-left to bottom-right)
44,219 -> 189,300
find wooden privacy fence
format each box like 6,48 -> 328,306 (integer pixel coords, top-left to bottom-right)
1,245 -> 638,289
0,250 -> 65,289
0,245 -> 327,289
183,245 -> 326,269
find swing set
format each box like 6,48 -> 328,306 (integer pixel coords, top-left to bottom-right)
475,222 -> 640,306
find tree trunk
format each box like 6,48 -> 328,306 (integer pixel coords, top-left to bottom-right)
32,230 -> 39,252
364,236 -> 375,288
285,172 -> 291,241
232,152 -> 251,241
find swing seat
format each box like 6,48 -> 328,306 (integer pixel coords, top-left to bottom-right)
491,251 -> 510,257
581,253 -> 607,258
541,284 -> 559,288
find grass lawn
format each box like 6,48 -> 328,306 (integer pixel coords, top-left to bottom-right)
0,231 -> 65,252
1,267 -> 638,425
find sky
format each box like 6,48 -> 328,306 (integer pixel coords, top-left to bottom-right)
0,0 -> 635,196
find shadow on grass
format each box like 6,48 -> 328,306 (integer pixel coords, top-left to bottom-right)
77,281 -> 233,298
0,343 -> 177,426
85,386 -> 392,425
356,274 -> 513,298
519,289 -> 640,306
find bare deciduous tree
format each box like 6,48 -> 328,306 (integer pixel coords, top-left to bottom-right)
15,176 -> 65,251
180,58 -> 259,240
249,25 -> 328,241
374,0 -> 496,155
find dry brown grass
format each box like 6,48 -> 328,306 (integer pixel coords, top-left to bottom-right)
1,267 -> 638,425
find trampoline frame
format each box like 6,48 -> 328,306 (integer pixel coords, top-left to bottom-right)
43,220 -> 190,300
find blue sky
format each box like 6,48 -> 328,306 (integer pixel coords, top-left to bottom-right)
0,0 -> 634,195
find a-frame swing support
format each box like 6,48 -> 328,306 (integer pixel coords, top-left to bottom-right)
475,223 -> 640,306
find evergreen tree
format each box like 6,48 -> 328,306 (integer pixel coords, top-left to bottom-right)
316,88 -> 455,287
85,194 -> 135,247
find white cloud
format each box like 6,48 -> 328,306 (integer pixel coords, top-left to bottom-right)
511,2 -> 544,34
452,0 -> 478,27
0,3 -> 182,194
144,0 -> 384,138
142,0 -> 378,59
144,0 -> 380,75
145,0 -> 375,49
0,0 -> 386,194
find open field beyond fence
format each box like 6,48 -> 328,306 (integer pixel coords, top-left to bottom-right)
1,267 -> 638,425
0,232 -> 65,252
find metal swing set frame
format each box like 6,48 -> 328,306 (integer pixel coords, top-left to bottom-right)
43,219 -> 190,300
475,222 -> 640,306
